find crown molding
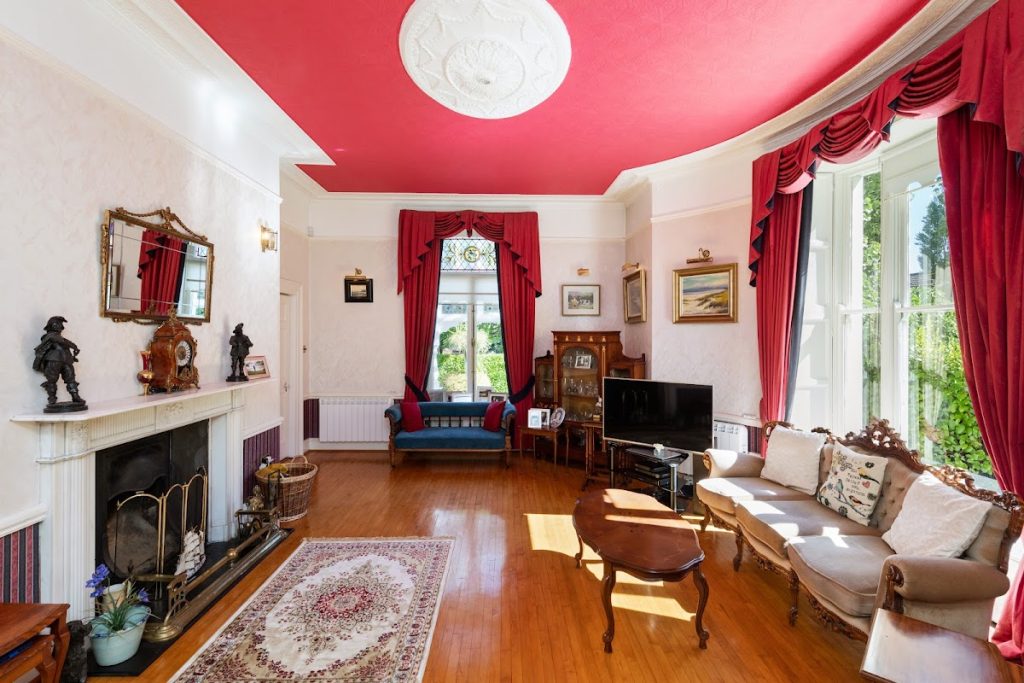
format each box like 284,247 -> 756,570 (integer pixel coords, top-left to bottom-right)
281,163 -> 328,196
651,197 -> 751,225
605,0 -> 994,200
99,0 -> 332,167
0,24 -> 283,203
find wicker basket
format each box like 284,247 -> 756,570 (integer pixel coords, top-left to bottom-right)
256,455 -> 318,522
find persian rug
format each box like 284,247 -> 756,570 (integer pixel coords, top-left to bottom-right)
171,537 -> 454,682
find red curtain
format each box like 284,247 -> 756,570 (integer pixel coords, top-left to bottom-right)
473,212 -> 542,442
939,108 -> 1024,658
754,190 -> 805,427
397,211 -> 465,400
137,229 -> 184,315
397,210 -> 542,414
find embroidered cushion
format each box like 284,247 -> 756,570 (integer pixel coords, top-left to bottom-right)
816,443 -> 888,526
400,401 -> 425,432
483,401 -> 505,432
882,472 -> 993,557
760,425 -> 827,495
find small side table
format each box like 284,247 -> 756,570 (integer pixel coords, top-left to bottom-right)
861,609 -> 1024,682
578,420 -> 606,490
0,602 -> 70,683
520,425 -> 563,465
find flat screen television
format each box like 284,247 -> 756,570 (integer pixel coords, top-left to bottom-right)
602,378 -> 713,454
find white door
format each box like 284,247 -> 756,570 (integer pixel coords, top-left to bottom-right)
280,292 -> 292,456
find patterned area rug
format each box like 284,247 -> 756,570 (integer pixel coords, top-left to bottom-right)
172,538 -> 454,682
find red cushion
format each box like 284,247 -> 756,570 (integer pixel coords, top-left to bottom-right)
401,401 -> 425,432
483,401 -> 505,432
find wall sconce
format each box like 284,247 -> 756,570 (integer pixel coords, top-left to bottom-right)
260,223 -> 279,252
686,248 -> 713,264
576,267 -> 590,276
621,262 -> 640,272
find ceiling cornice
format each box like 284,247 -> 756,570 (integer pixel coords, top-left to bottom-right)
309,191 -> 624,207
605,0 -> 994,201
100,0 -> 332,167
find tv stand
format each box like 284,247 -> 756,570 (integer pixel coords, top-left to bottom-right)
608,444 -> 690,513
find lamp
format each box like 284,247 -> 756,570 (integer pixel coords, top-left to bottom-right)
577,267 -> 590,276
260,223 -> 278,252
621,262 -> 640,272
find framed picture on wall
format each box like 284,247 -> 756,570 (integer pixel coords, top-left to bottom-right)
344,278 -> 374,303
622,269 -> 647,323
561,284 -> 600,316
672,263 -> 738,323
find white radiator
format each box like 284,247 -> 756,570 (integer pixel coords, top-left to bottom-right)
319,396 -> 394,442
712,421 -> 750,453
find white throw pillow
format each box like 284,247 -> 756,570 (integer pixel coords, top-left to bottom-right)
882,472 -> 992,557
759,425 -> 827,495
816,443 -> 888,526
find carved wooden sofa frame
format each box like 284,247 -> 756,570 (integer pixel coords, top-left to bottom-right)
699,418 -> 1023,641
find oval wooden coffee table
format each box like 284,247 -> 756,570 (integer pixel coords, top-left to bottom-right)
572,488 -> 710,652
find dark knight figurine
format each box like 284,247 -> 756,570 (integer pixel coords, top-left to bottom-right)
32,315 -> 87,413
227,322 -> 254,382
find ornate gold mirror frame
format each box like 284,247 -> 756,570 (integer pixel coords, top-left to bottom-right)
100,207 -> 214,324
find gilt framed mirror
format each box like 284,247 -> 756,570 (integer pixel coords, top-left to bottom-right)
100,207 -> 214,324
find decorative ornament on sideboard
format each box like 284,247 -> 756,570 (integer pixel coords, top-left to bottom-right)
32,315 -> 87,413
143,309 -> 199,393
226,323 -> 254,382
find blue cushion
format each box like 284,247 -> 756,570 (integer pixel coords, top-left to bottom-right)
394,426 -> 506,450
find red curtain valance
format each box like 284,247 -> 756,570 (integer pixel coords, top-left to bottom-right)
397,210 -> 542,296
749,0 -> 1023,285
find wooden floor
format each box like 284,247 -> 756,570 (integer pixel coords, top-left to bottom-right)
93,451 -> 867,682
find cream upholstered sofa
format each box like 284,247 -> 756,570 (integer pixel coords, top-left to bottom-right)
696,419 -> 1023,641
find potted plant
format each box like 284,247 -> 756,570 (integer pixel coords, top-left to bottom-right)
86,564 -> 151,666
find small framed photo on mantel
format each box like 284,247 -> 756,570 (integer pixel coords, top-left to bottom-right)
244,355 -> 270,379
344,277 -> 373,303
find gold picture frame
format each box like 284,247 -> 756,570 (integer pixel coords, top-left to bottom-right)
244,355 -> 270,379
622,269 -> 647,323
673,263 -> 738,323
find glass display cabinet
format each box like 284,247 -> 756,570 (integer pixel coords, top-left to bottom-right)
534,351 -> 555,406
551,331 -> 645,422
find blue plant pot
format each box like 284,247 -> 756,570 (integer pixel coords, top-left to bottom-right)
91,617 -> 147,666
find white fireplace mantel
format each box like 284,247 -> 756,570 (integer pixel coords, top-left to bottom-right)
11,377 -> 274,621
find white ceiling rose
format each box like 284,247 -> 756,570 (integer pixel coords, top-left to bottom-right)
399,0 -> 572,119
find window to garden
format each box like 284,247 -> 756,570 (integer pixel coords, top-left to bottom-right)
429,236 -> 507,401
792,121 -> 991,482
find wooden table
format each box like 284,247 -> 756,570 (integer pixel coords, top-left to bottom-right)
0,603 -> 70,683
572,488 -> 709,653
520,425 -> 564,465
861,609 -> 1024,682
577,420 -> 607,490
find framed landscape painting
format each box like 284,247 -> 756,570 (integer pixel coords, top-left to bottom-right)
673,263 -> 738,323
561,284 -> 600,316
622,269 -> 647,323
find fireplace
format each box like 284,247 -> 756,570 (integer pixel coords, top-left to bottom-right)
95,422 -> 208,586
12,381 -> 284,626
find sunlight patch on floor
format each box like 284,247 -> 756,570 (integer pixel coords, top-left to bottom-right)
611,593 -> 694,621
525,513 -> 578,555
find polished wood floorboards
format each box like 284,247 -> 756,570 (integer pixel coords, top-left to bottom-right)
93,451 -> 866,682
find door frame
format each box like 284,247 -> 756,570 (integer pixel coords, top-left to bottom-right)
280,278 -> 304,457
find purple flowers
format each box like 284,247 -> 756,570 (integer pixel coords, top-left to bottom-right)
85,564 -> 151,635
86,564 -> 111,598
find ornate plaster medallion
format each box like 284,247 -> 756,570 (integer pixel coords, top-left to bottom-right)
399,0 -> 572,119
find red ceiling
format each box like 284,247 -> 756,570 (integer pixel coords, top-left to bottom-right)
177,0 -> 927,195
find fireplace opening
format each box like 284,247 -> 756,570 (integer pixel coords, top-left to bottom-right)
95,422 -> 208,619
